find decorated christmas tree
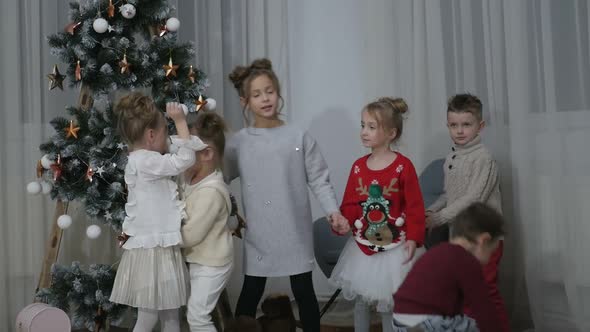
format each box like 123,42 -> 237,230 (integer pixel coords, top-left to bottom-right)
28,0 -> 214,330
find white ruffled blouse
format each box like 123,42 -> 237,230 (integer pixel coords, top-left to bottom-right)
122,136 -> 207,249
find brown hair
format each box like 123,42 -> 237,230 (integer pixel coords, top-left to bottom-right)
447,93 -> 483,121
363,97 -> 408,142
115,92 -> 164,145
451,202 -> 505,243
187,111 -> 227,160
228,58 -> 284,121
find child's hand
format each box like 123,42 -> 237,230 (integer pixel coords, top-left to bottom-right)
328,212 -> 350,234
166,102 -> 186,122
425,215 -> 434,228
403,240 -> 417,264
117,232 -> 130,248
166,102 -> 190,139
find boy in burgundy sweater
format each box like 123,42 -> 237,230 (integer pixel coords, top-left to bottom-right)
392,203 -> 504,332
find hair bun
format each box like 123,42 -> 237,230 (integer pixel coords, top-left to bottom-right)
228,66 -> 250,91
228,59 -> 273,91
197,111 -> 227,133
250,58 -> 273,70
378,97 -> 408,114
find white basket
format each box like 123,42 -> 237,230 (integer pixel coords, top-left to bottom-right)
15,303 -> 71,332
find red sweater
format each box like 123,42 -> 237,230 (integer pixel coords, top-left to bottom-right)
393,243 -> 501,332
340,154 -> 425,255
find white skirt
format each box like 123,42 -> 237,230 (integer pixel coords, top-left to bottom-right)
110,246 -> 188,310
329,238 -> 423,312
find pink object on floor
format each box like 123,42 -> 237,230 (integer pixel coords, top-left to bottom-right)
15,303 -> 71,332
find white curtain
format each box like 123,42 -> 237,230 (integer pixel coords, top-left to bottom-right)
3,1 -> 590,331
360,1 -> 590,330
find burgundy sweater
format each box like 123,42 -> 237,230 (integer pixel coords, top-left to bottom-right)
393,243 -> 500,332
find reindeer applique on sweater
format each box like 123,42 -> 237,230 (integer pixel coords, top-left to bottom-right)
353,180 -> 406,252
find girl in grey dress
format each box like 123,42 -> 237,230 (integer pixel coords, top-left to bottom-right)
225,59 -> 349,332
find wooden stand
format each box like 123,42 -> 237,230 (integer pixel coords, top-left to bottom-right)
36,200 -> 66,291
36,85 -> 93,292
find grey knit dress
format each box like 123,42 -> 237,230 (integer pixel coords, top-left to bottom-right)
224,125 -> 340,277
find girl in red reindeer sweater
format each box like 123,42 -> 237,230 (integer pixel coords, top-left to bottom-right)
329,97 -> 425,332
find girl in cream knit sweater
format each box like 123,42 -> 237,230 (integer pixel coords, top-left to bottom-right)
181,111 -> 233,332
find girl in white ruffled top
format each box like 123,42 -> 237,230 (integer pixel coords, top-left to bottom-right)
109,92 -> 207,332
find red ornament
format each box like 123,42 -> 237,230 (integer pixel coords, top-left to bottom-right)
50,155 -> 63,181
75,60 -> 82,81
65,22 -> 82,35
107,0 -> 115,18
187,65 -> 196,83
86,166 -> 94,182
119,53 -> 131,74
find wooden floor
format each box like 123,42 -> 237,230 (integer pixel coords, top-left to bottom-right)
76,299 -> 384,332
95,323 -> 382,332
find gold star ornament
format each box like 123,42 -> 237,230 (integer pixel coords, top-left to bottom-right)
47,65 -> 66,90
65,120 -> 80,139
195,95 -> 208,112
163,57 -> 179,78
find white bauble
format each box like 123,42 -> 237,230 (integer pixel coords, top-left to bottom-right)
41,181 -> 53,195
181,103 -> 189,116
27,181 -> 42,195
41,154 -> 54,169
395,217 -> 405,227
119,4 -> 136,19
166,17 -> 180,32
57,214 -> 72,229
93,18 -> 109,33
204,98 -> 217,111
86,225 -> 102,239
354,219 -> 363,229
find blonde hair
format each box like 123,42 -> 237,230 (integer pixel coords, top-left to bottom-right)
364,97 -> 408,142
228,58 -> 284,121
115,92 -> 164,145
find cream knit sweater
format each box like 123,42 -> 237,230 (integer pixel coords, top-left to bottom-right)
181,170 -> 233,267
428,136 -> 502,225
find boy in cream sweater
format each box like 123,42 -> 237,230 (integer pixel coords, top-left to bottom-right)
181,111 -> 233,332
426,93 -> 509,331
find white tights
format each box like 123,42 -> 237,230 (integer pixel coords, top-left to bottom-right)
354,300 -> 394,332
133,308 -> 180,332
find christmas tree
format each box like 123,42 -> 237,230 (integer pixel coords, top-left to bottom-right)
29,0 -> 214,330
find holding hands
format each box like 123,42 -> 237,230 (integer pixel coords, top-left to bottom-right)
328,212 -> 350,235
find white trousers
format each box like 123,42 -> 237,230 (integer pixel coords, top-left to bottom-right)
186,262 -> 233,332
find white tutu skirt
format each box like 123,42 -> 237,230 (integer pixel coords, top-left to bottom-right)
329,238 -> 424,312
110,246 -> 188,310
